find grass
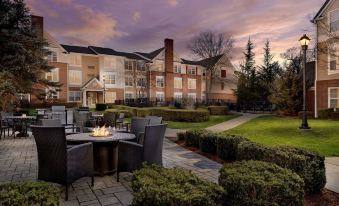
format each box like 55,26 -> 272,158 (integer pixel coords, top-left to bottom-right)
224,115 -> 339,157
165,114 -> 241,130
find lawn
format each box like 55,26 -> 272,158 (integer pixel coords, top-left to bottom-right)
165,114 -> 241,130
224,115 -> 339,157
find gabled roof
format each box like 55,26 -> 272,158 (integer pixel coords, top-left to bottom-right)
313,0 -> 332,22
136,47 -> 164,60
61,44 -> 97,55
181,58 -> 201,66
81,77 -> 104,90
89,46 -> 150,61
197,54 -> 224,67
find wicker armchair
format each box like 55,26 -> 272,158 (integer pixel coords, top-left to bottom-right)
41,119 -> 62,126
145,116 -> 163,125
117,124 -> 167,181
31,126 -> 94,200
124,117 -> 150,143
103,112 -> 117,127
74,112 -> 92,133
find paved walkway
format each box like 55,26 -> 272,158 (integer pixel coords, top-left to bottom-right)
325,157 -> 339,193
206,113 -> 263,132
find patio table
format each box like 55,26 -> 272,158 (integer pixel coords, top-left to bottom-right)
5,116 -> 36,137
66,132 -> 135,176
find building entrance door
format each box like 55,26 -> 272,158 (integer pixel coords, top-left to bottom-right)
87,92 -> 98,108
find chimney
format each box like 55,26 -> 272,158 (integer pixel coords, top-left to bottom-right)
31,15 -> 44,38
164,38 -> 174,73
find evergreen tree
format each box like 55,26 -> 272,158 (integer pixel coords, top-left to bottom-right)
0,0 -> 59,111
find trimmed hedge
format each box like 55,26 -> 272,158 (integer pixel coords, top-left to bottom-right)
318,108 -> 339,119
105,109 -> 133,118
185,129 -> 208,147
96,103 -> 107,111
208,106 -> 228,115
0,181 -> 60,206
237,141 -> 326,194
132,165 -> 224,206
217,134 -> 249,161
199,132 -> 218,154
219,160 -> 304,206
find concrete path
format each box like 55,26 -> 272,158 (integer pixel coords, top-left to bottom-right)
325,157 -> 339,193
206,113 -> 263,132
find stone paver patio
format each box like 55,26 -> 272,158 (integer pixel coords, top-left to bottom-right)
0,135 -> 222,205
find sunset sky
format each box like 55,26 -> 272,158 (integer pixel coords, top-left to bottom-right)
27,0 -> 325,65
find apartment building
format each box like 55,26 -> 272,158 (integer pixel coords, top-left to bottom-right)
313,0 -> 339,117
31,16 -> 237,107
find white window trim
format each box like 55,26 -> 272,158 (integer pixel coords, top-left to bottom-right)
156,91 -> 165,101
188,78 -> 197,90
45,88 -> 59,100
328,87 -> 339,108
328,9 -> 339,34
156,76 -> 165,88
68,91 -> 82,102
46,68 -> 59,82
103,72 -> 116,85
69,70 -> 82,86
125,76 -> 133,87
174,92 -> 183,99
48,51 -> 58,62
328,45 -> 339,75
174,77 -> 182,89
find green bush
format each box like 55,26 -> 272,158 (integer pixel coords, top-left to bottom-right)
0,181 -> 60,206
199,131 -> 218,154
219,160 -> 304,206
217,134 -> 249,161
237,141 -> 326,193
207,106 -> 228,115
185,129 -> 208,147
95,103 -> 107,111
132,165 -> 224,206
177,132 -> 186,141
318,108 -> 338,119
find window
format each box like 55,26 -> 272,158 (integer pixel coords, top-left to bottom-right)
174,64 -> 181,73
69,55 -> 81,66
48,51 -> 57,62
187,66 -> 196,75
88,66 -> 95,70
46,87 -> 58,99
69,70 -> 82,85
69,91 -> 81,102
156,76 -> 165,88
174,77 -> 182,89
156,92 -> 165,101
125,92 -> 133,99
46,68 -> 59,82
105,92 -> 116,103
329,48 -> 337,70
188,78 -> 196,90
329,88 -> 339,108
137,77 -> 146,87
125,60 -> 134,70
103,73 -> 115,84
221,69 -> 227,78
188,93 -> 196,102
104,57 -> 115,68
137,62 -> 147,71
221,82 -> 225,90
174,92 -> 182,100
125,76 -> 133,86
330,10 -> 339,32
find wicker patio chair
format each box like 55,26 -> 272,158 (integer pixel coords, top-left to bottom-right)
117,124 -> 167,181
31,126 -> 94,201
103,112 -> 117,127
145,116 -> 163,125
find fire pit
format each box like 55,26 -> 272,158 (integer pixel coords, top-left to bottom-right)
90,125 -> 112,137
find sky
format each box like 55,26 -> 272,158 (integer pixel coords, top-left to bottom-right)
27,0 -> 325,65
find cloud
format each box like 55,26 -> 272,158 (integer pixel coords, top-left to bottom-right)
168,0 -> 178,7
132,11 -> 141,22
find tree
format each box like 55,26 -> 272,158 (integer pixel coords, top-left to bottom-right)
257,40 -> 281,102
0,0 -> 58,111
269,47 -> 313,115
187,31 -> 234,101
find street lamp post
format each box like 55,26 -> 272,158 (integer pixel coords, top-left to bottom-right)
102,75 -> 106,104
299,34 -> 311,130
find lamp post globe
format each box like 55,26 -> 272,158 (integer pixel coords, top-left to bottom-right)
299,34 -> 311,130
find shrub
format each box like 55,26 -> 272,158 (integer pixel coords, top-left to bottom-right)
185,129 -> 208,147
208,106 -> 228,115
318,108 -> 339,119
298,111 -> 314,119
331,111 -> 339,120
0,181 -> 60,206
217,134 -> 249,160
219,160 -> 304,206
96,103 -> 107,111
237,141 -> 326,193
177,132 -> 186,141
199,131 -> 218,154
160,109 -> 209,122
132,165 -> 224,206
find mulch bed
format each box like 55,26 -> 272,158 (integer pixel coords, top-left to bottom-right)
175,140 -> 339,206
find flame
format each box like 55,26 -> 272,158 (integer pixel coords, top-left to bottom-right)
92,125 -> 111,137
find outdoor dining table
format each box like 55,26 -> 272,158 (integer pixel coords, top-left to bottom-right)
5,115 -> 36,137
66,132 -> 136,176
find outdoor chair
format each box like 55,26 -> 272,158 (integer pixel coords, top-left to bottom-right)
31,126 -> 94,201
124,117 -> 150,143
74,111 -> 92,133
41,118 -> 62,127
146,116 -> 163,125
0,115 -> 10,139
117,124 -> 167,181
115,113 -> 125,129
103,112 -> 117,127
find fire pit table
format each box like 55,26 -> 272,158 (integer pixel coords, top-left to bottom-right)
66,132 -> 136,176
